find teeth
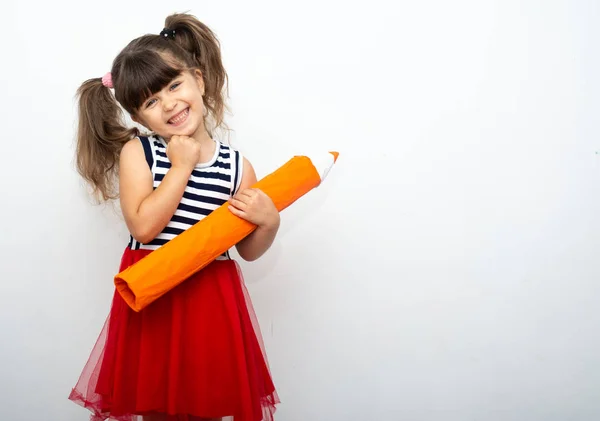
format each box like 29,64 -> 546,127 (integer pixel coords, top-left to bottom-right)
169,109 -> 189,124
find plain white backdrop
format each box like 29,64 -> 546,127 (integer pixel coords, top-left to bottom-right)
1,0 -> 599,420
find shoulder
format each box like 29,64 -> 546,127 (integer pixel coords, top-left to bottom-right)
219,142 -> 253,177
224,144 -> 254,175
221,142 -> 257,191
238,155 -> 257,189
122,135 -> 155,158
242,156 -> 255,175
120,136 -> 152,170
220,142 -> 248,163
121,136 -> 144,157
219,141 -> 241,159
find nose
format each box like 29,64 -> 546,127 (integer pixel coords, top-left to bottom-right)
163,97 -> 176,112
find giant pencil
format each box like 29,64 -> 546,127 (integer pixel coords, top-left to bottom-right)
114,151 -> 339,312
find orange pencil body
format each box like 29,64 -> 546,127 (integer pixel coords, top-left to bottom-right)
114,152 -> 338,311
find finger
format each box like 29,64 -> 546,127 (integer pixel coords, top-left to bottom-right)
230,193 -> 248,203
228,197 -> 247,209
233,191 -> 254,203
228,205 -> 246,218
238,189 -> 257,199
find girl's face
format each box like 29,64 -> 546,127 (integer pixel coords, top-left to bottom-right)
133,69 -> 206,140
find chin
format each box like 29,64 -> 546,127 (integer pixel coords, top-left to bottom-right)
158,119 -> 202,139
161,128 -> 194,139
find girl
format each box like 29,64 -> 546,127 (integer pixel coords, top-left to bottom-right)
69,12 -> 280,421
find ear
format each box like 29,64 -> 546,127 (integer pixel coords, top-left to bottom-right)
193,69 -> 205,95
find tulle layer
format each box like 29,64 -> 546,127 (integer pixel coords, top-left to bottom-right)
69,248 -> 278,421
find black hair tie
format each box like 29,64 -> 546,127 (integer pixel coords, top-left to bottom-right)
160,28 -> 176,39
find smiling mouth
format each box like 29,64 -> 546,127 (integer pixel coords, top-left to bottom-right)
168,108 -> 190,126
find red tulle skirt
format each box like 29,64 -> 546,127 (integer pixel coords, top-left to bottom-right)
69,248 -> 278,421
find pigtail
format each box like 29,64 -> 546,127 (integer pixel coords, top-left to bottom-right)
164,13 -> 228,130
75,78 -> 139,201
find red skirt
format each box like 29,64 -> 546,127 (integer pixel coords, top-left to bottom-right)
69,248 -> 278,421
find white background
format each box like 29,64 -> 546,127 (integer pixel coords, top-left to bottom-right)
1,1 -> 599,420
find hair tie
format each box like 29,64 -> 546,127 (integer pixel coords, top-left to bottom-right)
160,28 -> 176,39
101,72 -> 113,89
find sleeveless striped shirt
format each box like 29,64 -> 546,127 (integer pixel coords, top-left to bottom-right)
127,135 -> 244,260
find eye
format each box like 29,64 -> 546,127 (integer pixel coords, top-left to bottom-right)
170,81 -> 181,90
144,98 -> 157,108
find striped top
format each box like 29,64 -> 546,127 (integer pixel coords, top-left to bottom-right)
127,135 -> 244,259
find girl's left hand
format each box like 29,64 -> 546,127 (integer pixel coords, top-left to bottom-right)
228,188 -> 280,229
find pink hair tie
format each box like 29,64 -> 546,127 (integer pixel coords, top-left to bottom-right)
101,72 -> 113,88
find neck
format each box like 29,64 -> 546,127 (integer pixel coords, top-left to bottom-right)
191,123 -> 217,165
191,123 -> 213,147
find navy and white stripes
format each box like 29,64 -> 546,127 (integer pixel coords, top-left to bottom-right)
128,135 -> 244,256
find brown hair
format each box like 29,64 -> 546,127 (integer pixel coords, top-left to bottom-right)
75,13 -> 228,201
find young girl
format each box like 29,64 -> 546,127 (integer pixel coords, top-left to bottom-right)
69,13 -> 280,421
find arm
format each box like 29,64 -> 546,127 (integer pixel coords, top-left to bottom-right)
119,139 -> 192,243
231,158 -> 280,262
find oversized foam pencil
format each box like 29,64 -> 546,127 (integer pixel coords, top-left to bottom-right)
114,151 -> 339,312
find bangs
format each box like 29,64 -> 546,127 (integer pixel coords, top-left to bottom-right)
115,50 -> 185,112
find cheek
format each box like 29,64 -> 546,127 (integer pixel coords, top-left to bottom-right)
191,98 -> 205,115
144,110 -> 164,126
189,89 -> 204,108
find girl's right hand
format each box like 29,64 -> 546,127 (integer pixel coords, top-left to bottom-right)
166,135 -> 201,171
